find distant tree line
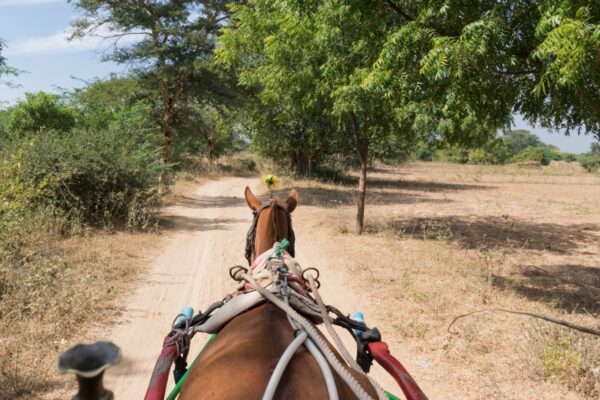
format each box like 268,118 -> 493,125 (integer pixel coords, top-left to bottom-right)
413,130 -> 600,169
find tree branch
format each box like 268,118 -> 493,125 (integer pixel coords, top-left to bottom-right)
492,69 -> 537,76
576,91 -> 600,112
89,32 -> 152,40
384,0 -> 414,21
448,308 -> 600,336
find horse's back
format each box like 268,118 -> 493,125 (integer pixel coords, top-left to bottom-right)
179,303 -> 376,400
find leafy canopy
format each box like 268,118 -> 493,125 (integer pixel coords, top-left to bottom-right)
418,0 -> 600,139
502,130 -> 546,155
7,92 -> 77,137
70,0 -> 232,164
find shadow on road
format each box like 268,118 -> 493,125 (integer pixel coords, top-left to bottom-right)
174,195 -> 246,208
159,216 -> 245,232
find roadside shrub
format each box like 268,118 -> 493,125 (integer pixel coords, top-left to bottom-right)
502,130 -> 546,155
560,153 -> 578,162
0,126 -> 162,232
233,158 -> 257,172
578,152 -> 600,172
6,92 -> 77,138
467,149 -> 495,164
435,146 -> 469,164
467,141 -> 510,165
509,146 -> 558,165
412,141 -> 437,161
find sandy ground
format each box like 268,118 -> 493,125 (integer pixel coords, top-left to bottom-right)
52,162 -> 599,400
93,176 -> 397,399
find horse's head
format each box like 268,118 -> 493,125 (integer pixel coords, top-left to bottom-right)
244,186 -> 298,264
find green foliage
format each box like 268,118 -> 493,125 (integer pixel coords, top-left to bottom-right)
0,124 -> 162,232
218,0 -> 351,174
72,75 -> 151,130
71,0 -> 232,164
435,146 -> 469,164
560,153 -> 578,162
0,109 -> 9,139
539,337 -> 582,384
578,152 -> 600,172
0,37 -> 18,87
420,137 -> 510,165
503,130 -> 546,155
176,102 -> 242,163
232,158 -> 257,172
510,146 -> 558,166
412,141 -> 438,161
419,1 -> 600,140
7,92 -> 77,137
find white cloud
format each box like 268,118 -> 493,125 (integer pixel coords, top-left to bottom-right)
0,0 -> 64,6
5,26 -> 143,56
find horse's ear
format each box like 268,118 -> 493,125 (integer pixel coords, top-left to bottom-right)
244,186 -> 261,211
285,188 -> 298,213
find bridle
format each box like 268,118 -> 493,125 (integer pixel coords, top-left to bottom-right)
245,200 -> 296,265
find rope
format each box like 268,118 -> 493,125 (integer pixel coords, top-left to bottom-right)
304,337 -> 340,400
307,275 -> 362,369
262,331 -> 309,400
307,275 -> 388,400
236,271 -> 378,400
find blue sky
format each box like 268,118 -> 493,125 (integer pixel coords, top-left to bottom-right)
0,0 -> 596,153
0,0 -> 129,104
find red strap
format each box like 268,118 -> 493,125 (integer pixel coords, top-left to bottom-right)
144,336 -> 178,400
367,341 -> 428,400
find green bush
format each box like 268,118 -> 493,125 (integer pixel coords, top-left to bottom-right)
560,153 -> 578,162
509,146 -> 558,165
7,92 -> 77,138
412,141 -> 437,161
435,146 -> 469,163
578,152 -> 600,172
0,126 -> 163,232
467,148 -> 496,164
502,130 -> 545,155
233,158 -> 257,172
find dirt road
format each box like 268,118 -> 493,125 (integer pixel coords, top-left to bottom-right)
102,177 -> 396,398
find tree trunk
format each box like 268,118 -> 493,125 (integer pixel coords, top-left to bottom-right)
350,112 -> 368,234
207,138 -> 215,168
159,102 -> 175,194
290,150 -> 310,175
356,153 -> 367,234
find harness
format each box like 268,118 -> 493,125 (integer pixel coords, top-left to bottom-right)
245,200 -> 295,265
145,242 -> 428,400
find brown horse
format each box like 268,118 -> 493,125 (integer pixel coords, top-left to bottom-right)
179,187 -> 379,400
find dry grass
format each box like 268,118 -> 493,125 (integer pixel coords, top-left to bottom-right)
290,161 -> 600,399
0,224 -> 162,399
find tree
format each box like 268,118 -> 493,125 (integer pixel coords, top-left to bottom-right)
0,38 -> 18,88
71,75 -> 153,131
220,1 -> 494,233
502,130 -> 545,155
419,1 -> 600,140
217,2 -> 342,176
178,101 -> 234,163
7,92 -> 77,137
70,0 -> 230,168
